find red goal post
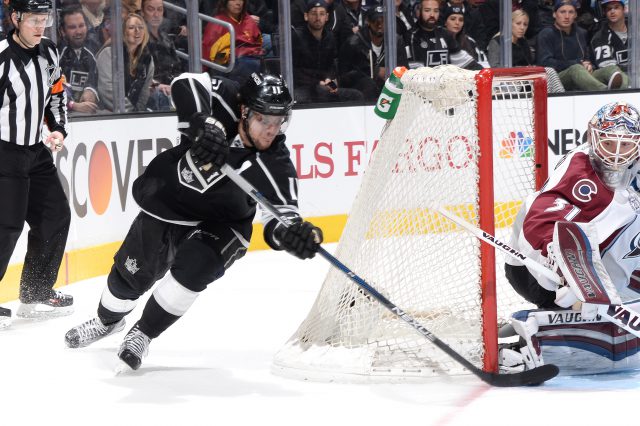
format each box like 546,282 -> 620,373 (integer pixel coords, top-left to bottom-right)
475,67 -> 548,372
273,66 -> 549,381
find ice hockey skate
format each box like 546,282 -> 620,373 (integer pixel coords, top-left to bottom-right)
117,323 -> 151,371
0,306 -> 11,329
16,290 -> 74,319
65,317 -> 126,348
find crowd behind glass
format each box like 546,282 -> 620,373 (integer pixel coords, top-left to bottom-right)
0,0 -> 634,116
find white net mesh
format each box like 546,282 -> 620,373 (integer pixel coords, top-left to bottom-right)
273,66 -> 544,382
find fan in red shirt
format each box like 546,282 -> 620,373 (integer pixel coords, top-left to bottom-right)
202,0 -> 264,83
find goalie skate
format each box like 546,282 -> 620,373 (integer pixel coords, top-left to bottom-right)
65,317 -> 126,348
0,306 -> 11,330
117,323 -> 151,371
16,290 -> 74,319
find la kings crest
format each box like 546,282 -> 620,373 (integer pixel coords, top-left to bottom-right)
178,151 -> 225,193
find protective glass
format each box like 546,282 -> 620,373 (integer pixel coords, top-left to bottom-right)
20,11 -> 54,28
248,110 -> 292,135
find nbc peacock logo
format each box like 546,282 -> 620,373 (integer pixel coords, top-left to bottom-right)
499,131 -> 533,159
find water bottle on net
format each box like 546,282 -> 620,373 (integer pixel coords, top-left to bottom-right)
374,66 -> 407,120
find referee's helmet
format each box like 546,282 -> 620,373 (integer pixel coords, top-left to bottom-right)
6,0 -> 52,13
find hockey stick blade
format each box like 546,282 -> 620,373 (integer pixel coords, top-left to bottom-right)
480,364 -> 559,387
317,245 -> 559,386
221,164 -> 558,386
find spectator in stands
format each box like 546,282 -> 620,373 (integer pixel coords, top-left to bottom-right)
80,0 -> 105,48
95,4 -> 112,47
395,0 -> 415,41
487,9 -> 564,92
536,0 -> 625,91
442,5 -> 488,67
440,0 -> 487,50
590,0 -> 628,79
164,0 -> 189,52
59,4 -> 100,52
0,0 -> 6,39
338,4 -> 408,101
323,0 -> 338,33
291,0 -> 308,28
333,0 -> 363,47
96,13 -> 155,111
202,0 -> 263,84
141,0 -> 184,111
247,0 -> 275,52
59,6 -> 100,114
535,0 -> 556,34
407,0 -> 482,69
292,0 -> 363,103
124,0 -> 141,13
480,0 -> 539,41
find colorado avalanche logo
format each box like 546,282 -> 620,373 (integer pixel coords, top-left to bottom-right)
572,179 -> 598,202
623,232 -> 640,259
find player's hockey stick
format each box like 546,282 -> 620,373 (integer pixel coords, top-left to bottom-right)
219,163 -> 559,386
438,207 -> 640,340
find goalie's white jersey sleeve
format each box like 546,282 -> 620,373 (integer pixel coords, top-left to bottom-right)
508,144 -> 640,293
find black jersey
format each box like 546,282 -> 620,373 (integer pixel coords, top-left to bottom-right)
132,73 -> 300,233
59,45 -> 98,102
590,24 -> 628,72
407,26 -> 478,69
0,31 -> 68,145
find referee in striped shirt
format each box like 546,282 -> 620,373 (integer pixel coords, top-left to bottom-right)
0,0 -> 74,328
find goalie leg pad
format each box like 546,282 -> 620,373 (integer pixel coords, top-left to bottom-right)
503,309 -> 640,375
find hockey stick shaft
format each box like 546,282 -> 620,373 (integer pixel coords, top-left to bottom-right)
221,164 -> 558,386
437,208 -> 562,284
438,207 -> 640,339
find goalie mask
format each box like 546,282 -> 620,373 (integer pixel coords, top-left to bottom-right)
588,102 -> 640,185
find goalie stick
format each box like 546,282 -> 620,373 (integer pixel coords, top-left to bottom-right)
218,163 -> 559,386
438,207 -> 640,340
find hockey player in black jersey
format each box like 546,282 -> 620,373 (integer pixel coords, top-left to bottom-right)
64,72 -> 323,370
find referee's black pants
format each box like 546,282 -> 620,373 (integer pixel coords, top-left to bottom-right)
0,142 -> 71,303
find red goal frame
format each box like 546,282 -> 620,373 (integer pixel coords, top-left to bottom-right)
475,67 -> 549,372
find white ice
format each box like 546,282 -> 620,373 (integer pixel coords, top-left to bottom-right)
1,245 -> 639,425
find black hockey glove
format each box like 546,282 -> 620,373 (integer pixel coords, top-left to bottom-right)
188,113 -> 229,171
279,220 -> 323,260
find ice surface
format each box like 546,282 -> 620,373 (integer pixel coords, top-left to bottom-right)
1,245 -> 639,425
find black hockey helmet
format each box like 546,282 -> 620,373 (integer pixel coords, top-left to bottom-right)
5,0 -> 52,13
239,73 -> 293,117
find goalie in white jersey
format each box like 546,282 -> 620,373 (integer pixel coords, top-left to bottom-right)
501,101 -> 640,375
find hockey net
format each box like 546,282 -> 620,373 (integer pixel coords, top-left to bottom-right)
273,66 -> 548,382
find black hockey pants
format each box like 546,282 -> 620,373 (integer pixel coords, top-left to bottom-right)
504,263 -> 560,309
0,142 -> 71,302
99,212 -> 251,336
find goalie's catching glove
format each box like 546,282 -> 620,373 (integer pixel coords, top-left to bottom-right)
188,113 -> 229,171
278,220 -> 323,260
